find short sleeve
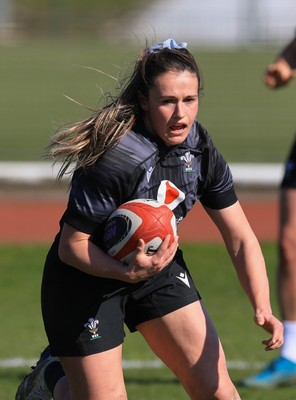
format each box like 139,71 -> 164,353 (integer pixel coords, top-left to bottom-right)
199,138 -> 238,209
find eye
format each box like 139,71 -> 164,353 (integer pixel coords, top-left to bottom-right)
184,97 -> 197,103
162,98 -> 175,104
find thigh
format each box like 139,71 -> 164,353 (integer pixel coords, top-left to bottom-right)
59,345 -> 127,400
281,136 -> 296,189
279,189 -> 296,276
280,188 -> 296,229
137,301 -> 237,399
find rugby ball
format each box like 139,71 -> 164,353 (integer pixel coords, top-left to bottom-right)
103,199 -> 177,264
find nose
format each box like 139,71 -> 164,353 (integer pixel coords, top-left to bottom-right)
174,101 -> 185,118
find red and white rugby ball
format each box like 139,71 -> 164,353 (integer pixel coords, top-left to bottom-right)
103,199 -> 177,264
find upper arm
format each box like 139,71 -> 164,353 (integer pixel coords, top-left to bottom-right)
58,223 -> 92,264
203,201 -> 256,246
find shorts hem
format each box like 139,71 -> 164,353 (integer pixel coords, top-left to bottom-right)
127,294 -> 201,333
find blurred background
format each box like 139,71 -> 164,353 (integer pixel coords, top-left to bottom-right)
0,0 -> 295,165
1,3 -> 295,399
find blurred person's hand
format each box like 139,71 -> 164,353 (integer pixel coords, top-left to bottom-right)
264,58 -> 295,88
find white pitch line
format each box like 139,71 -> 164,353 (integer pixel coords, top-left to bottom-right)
0,162 -> 284,187
0,358 -> 264,370
0,358 -> 37,368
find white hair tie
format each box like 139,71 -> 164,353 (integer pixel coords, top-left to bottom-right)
148,38 -> 187,53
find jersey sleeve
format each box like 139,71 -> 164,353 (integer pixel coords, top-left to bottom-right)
62,168 -> 122,234
199,134 -> 237,210
62,149 -> 135,234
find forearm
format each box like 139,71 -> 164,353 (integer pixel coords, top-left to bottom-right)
228,234 -> 272,314
58,233 -> 129,281
205,193 -> 283,350
58,223 -> 179,283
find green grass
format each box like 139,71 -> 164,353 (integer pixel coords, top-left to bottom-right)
1,38 -> 295,162
1,242 -> 293,399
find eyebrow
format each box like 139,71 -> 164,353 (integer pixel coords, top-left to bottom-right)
159,94 -> 198,99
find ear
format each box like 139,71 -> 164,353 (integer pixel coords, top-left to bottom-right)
137,91 -> 149,111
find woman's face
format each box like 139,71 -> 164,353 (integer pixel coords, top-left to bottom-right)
139,70 -> 199,146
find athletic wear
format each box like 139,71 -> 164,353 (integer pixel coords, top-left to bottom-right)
43,248 -> 201,356
15,349 -> 58,400
281,321 -> 296,363
63,120 -> 237,234
41,119 -> 238,356
281,136 -> 296,188
241,357 -> 296,388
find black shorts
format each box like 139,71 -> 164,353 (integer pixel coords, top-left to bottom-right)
42,245 -> 201,357
281,136 -> 296,189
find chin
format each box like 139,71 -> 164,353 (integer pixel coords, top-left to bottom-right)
165,136 -> 186,146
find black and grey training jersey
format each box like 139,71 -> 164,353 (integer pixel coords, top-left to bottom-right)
62,119 -> 237,237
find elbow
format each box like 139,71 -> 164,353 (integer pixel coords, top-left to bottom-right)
58,223 -> 92,267
58,240 -> 73,265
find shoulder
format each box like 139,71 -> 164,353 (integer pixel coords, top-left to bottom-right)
116,130 -> 158,160
185,120 -> 215,150
91,128 -> 159,178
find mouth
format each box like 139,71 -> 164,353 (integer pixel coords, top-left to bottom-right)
169,123 -> 187,134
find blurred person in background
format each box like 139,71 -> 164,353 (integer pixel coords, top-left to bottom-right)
242,34 -> 296,388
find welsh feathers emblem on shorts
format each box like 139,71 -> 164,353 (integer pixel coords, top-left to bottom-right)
84,317 -> 101,340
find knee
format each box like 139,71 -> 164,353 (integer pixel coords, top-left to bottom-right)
211,384 -> 240,400
183,374 -> 240,400
186,386 -> 240,400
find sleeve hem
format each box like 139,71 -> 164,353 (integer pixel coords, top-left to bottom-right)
200,187 -> 238,210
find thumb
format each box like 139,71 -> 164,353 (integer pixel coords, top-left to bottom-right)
136,239 -> 146,252
254,313 -> 265,327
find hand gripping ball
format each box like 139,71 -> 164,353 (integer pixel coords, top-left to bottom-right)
103,199 -> 177,264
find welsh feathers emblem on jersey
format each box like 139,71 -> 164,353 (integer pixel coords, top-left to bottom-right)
180,151 -> 194,172
157,180 -> 185,210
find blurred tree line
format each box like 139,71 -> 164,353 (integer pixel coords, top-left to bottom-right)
13,0 -> 144,37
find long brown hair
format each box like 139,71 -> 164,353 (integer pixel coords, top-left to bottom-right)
46,44 -> 203,180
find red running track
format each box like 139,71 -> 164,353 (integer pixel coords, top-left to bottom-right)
0,192 -> 278,244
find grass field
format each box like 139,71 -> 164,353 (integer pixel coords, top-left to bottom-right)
1,242 -> 294,399
1,38 -> 295,163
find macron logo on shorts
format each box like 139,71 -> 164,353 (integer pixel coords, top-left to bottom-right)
176,272 -> 190,288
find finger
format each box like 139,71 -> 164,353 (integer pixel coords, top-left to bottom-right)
263,340 -> 282,351
264,75 -> 278,88
152,235 -> 179,265
265,70 -> 293,88
171,234 -> 179,246
264,73 -> 283,88
155,235 -> 172,255
167,235 -> 179,255
133,239 -> 146,258
263,335 -> 284,350
171,236 -> 179,253
164,235 -> 179,258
